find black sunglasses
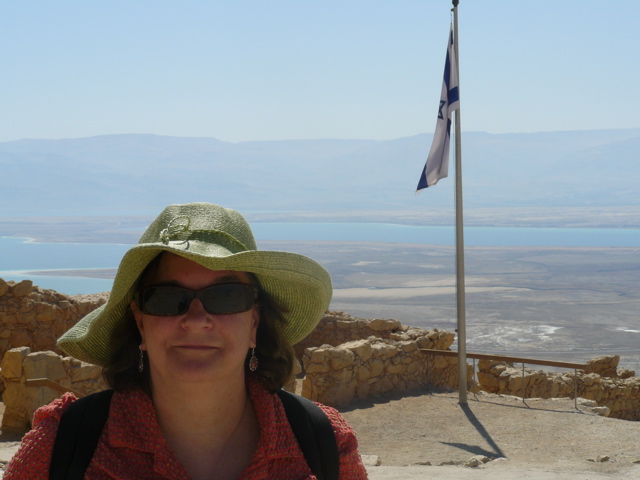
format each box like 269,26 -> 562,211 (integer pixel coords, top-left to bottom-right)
137,283 -> 258,316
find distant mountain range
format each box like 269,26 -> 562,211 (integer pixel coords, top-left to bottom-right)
1,129 -> 639,216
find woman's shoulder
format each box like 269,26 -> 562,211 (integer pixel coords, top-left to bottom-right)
310,402 -> 368,478
3,392 -> 79,480
314,403 -> 358,443
31,391 -> 79,426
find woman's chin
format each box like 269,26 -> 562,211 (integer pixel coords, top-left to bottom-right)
152,356 -> 244,385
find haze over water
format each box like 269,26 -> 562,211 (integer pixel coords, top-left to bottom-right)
2,221 -> 639,294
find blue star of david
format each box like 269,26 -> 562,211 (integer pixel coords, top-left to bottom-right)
438,100 -> 446,120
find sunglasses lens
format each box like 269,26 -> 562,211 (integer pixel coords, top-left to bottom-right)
141,286 -> 191,316
139,284 -> 256,316
199,284 -> 256,314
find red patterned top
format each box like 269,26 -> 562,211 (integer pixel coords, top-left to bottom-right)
4,377 -> 368,479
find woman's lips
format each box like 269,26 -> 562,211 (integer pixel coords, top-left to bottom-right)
174,345 -> 218,349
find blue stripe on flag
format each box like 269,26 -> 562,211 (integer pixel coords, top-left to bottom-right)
416,23 -> 460,192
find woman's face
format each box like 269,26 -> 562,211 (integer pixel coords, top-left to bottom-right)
131,253 -> 260,387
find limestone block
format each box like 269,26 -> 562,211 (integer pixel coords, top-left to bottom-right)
335,320 -> 354,331
389,333 -> 411,341
372,375 -> 394,395
303,347 -> 331,372
9,328 -> 32,350
582,373 -> 600,387
17,310 -> 37,323
12,280 -> 33,297
2,386 -> 35,432
35,305 -> 60,323
369,359 -> 385,378
79,379 -> 108,396
18,299 -> 37,314
370,342 -> 396,360
350,340 -> 373,363
329,347 -> 355,370
300,378 -> 315,400
23,351 -> 67,381
34,331 -> 56,350
477,371 -> 499,389
355,382 -> 370,399
304,357 -> 330,374
1,407 -> 30,433
530,383 -> 549,398
507,374 -> 524,393
498,377 -> 509,391
585,355 -> 619,378
617,368 -> 635,379
590,406 -> 610,417
1,346 -> 31,379
357,365 -> 371,382
70,362 -> 102,383
406,362 -> 420,375
63,356 -> 82,371
2,313 -> 18,327
385,363 -> 404,375
399,341 -> 417,353
30,292 -> 44,302
415,337 -> 433,349
367,318 -> 401,332
427,330 -> 441,340
403,327 -> 422,338
431,331 -> 455,349
321,374 -> 356,406
25,385 -> 60,421
0,278 -> 9,296
432,355 -> 450,369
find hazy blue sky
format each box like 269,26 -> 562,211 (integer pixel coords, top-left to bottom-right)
2,1 -> 638,143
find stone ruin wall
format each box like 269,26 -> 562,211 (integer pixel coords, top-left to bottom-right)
0,278 -> 108,358
299,312 -> 469,406
477,356 -> 640,421
298,313 -> 640,420
1,347 -> 108,432
2,280 -> 640,431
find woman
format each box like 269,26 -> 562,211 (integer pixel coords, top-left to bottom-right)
5,202 -> 368,479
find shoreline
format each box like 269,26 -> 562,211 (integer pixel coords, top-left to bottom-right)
2,206 -> 640,245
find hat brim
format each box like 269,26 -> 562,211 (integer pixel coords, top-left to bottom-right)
57,240 -> 332,366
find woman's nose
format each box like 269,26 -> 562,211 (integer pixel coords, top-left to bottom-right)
180,298 -> 212,328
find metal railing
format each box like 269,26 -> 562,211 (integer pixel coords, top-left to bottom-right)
420,349 -> 587,408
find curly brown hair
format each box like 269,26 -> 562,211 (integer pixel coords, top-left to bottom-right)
102,253 -> 296,394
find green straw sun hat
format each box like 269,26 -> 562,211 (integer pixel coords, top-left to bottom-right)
57,202 -> 332,366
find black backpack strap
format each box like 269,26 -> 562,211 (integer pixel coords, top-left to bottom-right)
49,389 -> 114,480
277,390 -> 339,480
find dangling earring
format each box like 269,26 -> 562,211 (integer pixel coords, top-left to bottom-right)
249,348 -> 258,372
138,345 -> 145,374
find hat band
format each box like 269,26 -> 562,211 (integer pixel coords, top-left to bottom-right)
155,215 -> 251,253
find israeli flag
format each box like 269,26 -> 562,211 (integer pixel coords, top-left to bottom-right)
416,24 -> 460,191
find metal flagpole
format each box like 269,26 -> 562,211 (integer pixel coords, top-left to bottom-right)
452,0 -> 468,404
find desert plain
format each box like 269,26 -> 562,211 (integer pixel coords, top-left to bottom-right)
1,209 -> 640,478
